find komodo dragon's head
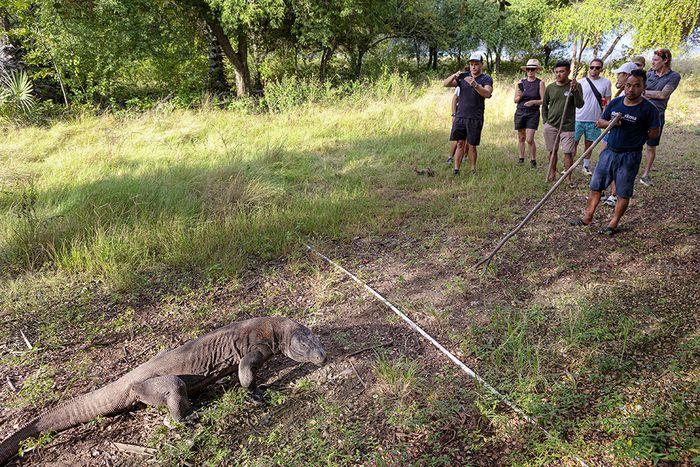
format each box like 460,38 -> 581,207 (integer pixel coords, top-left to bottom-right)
283,321 -> 327,366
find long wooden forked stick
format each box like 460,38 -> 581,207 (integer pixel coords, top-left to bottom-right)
546,38 -> 589,181
474,113 -> 621,271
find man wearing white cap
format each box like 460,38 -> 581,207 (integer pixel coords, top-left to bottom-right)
443,52 -> 494,175
612,62 -> 638,97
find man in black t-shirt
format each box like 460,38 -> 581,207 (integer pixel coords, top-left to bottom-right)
443,52 -> 494,175
570,70 -> 660,235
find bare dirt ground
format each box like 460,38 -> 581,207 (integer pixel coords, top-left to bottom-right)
1,120 -> 698,465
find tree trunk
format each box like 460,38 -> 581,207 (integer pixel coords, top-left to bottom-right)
429,46 -> 438,70
192,0 -> 251,96
457,47 -> 462,68
205,24 -> 229,94
494,45 -> 503,73
600,32 -> 624,62
319,45 -> 335,83
485,48 -> 493,72
353,48 -> 366,79
543,43 -> 552,68
571,38 -> 578,70
414,40 -> 420,72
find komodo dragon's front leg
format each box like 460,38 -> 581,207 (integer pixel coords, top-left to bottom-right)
131,376 -> 193,421
239,345 -> 273,403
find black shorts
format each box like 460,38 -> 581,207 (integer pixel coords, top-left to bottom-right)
514,111 -> 539,130
449,117 -> 484,146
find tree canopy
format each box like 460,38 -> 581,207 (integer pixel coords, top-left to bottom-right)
1,0 -> 697,104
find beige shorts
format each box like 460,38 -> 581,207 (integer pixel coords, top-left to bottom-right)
543,123 -> 575,154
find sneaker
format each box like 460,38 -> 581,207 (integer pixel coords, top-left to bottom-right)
640,175 -> 653,186
453,169 -> 460,176
530,160 -> 537,168
603,195 -> 617,207
518,158 -> 524,165
447,156 -> 453,164
582,166 -> 593,176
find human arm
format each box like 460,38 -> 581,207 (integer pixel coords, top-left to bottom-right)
644,84 -> 678,100
468,75 -> 493,98
646,105 -> 661,139
514,82 -> 523,103
596,103 -> 617,128
443,71 -> 461,87
542,86 -> 549,121
451,93 -> 457,115
572,78 -> 585,109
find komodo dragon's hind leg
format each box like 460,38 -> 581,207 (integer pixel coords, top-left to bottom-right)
131,375 -> 193,421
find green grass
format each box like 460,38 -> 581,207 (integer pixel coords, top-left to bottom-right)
2,72 -> 699,465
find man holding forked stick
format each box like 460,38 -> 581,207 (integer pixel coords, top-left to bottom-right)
570,70 -> 660,236
542,60 -> 584,184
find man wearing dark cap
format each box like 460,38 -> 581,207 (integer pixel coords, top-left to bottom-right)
443,52 -> 494,175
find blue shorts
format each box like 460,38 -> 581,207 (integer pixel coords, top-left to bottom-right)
590,148 -> 643,199
646,111 -> 665,147
575,121 -> 601,142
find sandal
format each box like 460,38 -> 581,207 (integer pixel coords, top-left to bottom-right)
569,219 -> 588,226
599,226 -> 618,236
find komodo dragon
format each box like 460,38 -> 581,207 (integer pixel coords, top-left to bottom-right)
0,316 -> 326,465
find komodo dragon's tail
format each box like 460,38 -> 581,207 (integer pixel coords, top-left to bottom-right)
0,382 -> 133,465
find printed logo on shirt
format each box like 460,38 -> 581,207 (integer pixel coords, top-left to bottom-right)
611,111 -> 638,123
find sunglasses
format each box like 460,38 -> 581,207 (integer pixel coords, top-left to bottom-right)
634,63 -> 643,67
589,66 -> 602,70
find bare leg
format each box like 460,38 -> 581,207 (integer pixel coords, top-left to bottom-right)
525,129 -> 536,161
582,191 -> 602,224
132,376 -> 192,421
564,153 -> 573,183
467,144 -> 478,172
517,129 -> 526,159
642,145 -> 656,178
608,196 -> 630,229
454,140 -> 466,172
448,140 -> 458,162
548,151 -> 558,181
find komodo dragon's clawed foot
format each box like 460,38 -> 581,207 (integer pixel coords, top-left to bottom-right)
249,385 -> 269,406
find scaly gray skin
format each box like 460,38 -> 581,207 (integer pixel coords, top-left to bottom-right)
0,316 -> 326,465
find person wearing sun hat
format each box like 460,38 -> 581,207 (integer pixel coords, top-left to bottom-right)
514,59 -> 545,167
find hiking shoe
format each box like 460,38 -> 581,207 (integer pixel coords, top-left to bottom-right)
453,168 -> 460,176
582,166 -> 593,176
640,175 -> 653,186
603,195 -> 617,207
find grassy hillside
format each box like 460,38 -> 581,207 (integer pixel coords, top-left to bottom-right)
1,73 -> 698,465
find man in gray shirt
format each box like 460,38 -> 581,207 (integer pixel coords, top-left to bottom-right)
640,49 -> 681,186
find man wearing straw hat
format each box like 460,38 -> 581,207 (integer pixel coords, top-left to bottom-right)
542,60 -> 584,184
443,52 -> 494,175
574,58 -> 611,176
514,59 -> 545,167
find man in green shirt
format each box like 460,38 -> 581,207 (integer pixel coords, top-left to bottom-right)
542,60 -> 584,183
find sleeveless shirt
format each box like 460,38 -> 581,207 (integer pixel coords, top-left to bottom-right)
516,78 -> 541,114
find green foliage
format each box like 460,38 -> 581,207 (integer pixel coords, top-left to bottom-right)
1,69 -> 36,112
631,0 -> 700,52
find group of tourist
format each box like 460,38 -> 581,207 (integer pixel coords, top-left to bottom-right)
443,48 -> 681,235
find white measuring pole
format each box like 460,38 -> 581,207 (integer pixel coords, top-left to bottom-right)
306,244 -> 588,466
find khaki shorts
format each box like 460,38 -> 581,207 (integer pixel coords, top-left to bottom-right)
543,123 -> 575,154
